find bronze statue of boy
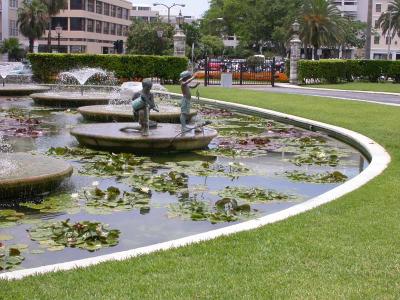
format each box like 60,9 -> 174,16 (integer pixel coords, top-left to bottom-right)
180,71 -> 200,131
130,78 -> 158,136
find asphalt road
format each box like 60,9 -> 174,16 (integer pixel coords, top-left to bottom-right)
237,85 -> 400,106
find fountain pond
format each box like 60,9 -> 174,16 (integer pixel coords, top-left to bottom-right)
0,94 -> 368,272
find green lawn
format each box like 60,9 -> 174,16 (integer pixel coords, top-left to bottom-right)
2,87 -> 400,299
304,82 -> 400,93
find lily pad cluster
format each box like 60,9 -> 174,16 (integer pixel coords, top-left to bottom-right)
21,194 -> 80,214
284,170 -> 348,184
28,219 -> 120,252
0,243 -> 25,271
290,147 -> 340,167
83,186 -> 150,214
0,210 -> 25,228
169,197 -> 253,224
0,108 -> 46,138
126,170 -> 189,194
215,186 -> 292,203
164,161 -> 252,178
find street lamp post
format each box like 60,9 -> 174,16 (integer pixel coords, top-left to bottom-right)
173,10 -> 186,57
153,2 -> 185,24
55,23 -> 63,53
290,20 -> 301,85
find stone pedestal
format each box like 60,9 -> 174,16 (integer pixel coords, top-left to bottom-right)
289,35 -> 301,85
173,29 -> 186,57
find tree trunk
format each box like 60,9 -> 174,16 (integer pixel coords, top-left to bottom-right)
29,38 -> 34,53
47,21 -> 52,53
365,0 -> 373,59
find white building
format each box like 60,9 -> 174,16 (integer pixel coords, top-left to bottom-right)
130,4 -> 158,22
1,0 -> 29,48
333,0 -> 400,60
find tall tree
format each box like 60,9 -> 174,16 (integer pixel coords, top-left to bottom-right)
17,0 -> 49,53
378,0 -> 400,38
126,19 -> 174,55
41,0 -> 66,52
299,0 -> 344,59
201,0 -> 301,56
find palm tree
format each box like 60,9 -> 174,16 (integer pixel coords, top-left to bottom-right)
0,38 -> 25,61
17,0 -> 49,53
377,0 -> 400,39
41,0 -> 67,52
299,0 -> 344,59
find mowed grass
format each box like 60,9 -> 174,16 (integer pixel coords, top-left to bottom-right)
1,86 -> 400,299
305,82 -> 400,93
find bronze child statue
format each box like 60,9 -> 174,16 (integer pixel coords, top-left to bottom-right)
123,78 -> 158,136
180,71 -> 200,131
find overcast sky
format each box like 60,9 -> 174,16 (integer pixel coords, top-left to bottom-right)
132,0 -> 210,18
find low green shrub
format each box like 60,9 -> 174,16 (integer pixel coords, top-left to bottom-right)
298,59 -> 400,84
27,53 -> 188,83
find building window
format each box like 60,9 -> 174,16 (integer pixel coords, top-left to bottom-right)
103,22 -> 109,34
117,7 -> 122,18
138,6 -> 150,11
87,19 -> 94,32
9,0 -> 18,8
123,26 -> 128,36
116,24 -> 122,36
51,17 -> 68,30
122,8 -> 128,20
96,20 -> 102,33
87,0 -> 94,12
110,23 -> 116,35
374,36 -> 380,44
70,0 -> 85,10
103,3 -> 109,15
376,4 -> 381,12
96,1 -> 102,14
9,20 -> 18,36
70,17 -> 85,31
374,20 -> 379,29
110,5 -> 116,17
70,45 -> 86,53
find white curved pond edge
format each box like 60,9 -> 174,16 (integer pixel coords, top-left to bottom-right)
0,92 -> 391,281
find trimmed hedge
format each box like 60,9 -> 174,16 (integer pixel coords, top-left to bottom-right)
298,59 -> 400,84
27,53 -> 188,83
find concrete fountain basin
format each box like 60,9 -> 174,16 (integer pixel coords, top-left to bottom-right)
0,84 -> 50,96
0,153 -> 73,201
30,92 -> 111,107
71,123 -> 218,152
78,104 -> 197,123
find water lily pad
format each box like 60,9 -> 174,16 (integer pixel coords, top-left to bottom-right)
215,186 -> 293,203
82,186 -> 151,214
28,219 -> 120,252
284,170 -> 348,184
168,195 -> 255,224
289,147 -> 341,167
0,244 -> 25,271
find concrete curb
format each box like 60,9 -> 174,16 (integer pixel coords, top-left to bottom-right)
0,92 -> 391,281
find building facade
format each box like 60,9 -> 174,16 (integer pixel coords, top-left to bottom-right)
367,0 -> 400,60
36,0 -> 131,54
1,0 -> 29,47
130,5 -> 158,22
